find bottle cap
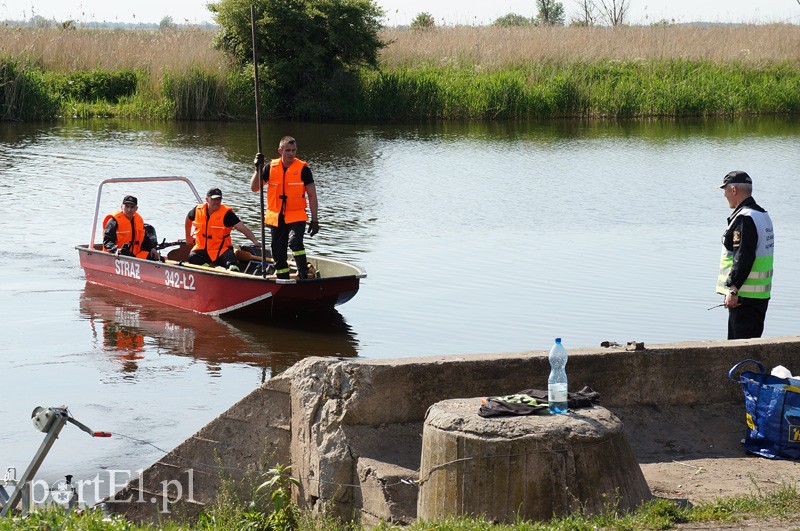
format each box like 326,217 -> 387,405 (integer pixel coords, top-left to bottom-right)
555,337 -> 561,343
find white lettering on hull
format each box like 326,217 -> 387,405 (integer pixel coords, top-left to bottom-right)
164,270 -> 196,291
114,259 -> 141,280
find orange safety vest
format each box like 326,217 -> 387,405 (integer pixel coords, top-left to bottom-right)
191,203 -> 234,261
265,158 -> 309,226
103,212 -> 149,259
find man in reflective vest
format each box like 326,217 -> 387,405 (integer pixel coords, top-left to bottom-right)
185,187 -> 261,271
251,136 -> 319,280
103,195 -> 159,260
716,171 -> 774,339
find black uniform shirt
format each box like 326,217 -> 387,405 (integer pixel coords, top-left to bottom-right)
722,196 -> 764,290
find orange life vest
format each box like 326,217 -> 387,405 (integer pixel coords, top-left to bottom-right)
191,203 -> 234,261
265,158 -> 309,226
103,211 -> 149,259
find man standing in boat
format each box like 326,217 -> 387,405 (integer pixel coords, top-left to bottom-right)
185,187 -> 261,271
251,136 -> 319,280
103,195 -> 159,260
717,171 -> 774,339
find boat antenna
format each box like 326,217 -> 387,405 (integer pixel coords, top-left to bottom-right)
251,3 -> 268,278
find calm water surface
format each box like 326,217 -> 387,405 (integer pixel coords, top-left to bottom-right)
1,117 -> 798,500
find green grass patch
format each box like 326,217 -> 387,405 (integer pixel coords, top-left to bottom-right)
2,485 -> 800,530
2,58 -> 799,121
0,56 -> 60,120
358,60 -> 800,121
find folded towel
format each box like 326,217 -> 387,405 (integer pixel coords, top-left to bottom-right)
478,386 -> 600,417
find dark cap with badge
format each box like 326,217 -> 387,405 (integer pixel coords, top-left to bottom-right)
719,170 -> 752,188
207,188 -> 222,199
122,195 -> 138,206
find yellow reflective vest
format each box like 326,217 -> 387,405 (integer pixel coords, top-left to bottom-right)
716,208 -> 774,299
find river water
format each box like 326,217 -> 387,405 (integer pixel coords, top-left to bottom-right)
1,117 -> 798,503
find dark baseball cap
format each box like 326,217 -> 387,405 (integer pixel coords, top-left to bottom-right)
122,195 -> 138,206
719,171 -> 752,188
207,188 -> 222,199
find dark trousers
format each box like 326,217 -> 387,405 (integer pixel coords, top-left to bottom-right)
188,247 -> 237,268
271,221 -> 307,279
728,298 -> 770,340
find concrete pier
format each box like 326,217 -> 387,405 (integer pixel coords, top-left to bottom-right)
105,337 -> 800,525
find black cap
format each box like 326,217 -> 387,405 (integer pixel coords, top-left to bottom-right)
719,171 -> 752,188
122,195 -> 138,206
207,188 -> 222,199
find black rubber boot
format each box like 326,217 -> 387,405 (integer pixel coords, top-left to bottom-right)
293,255 -> 309,280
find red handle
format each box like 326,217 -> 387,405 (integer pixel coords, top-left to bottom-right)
93,431 -> 112,437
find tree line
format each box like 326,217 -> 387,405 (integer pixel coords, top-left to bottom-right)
449,0 -> 630,28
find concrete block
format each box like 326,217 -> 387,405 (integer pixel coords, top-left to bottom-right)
418,399 -> 651,523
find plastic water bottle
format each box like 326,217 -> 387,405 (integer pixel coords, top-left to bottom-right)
548,337 -> 568,414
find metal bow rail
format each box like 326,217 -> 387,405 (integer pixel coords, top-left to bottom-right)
1,406 -> 110,517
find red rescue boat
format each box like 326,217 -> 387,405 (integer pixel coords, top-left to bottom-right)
76,177 -> 365,318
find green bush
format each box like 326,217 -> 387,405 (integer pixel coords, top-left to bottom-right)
209,0 -> 384,117
411,12 -> 435,30
493,13 -> 533,27
44,69 -> 140,103
0,57 -> 59,120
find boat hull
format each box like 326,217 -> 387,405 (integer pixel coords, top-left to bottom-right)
77,245 -> 361,317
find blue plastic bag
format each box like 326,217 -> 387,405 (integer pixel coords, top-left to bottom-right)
729,359 -> 800,460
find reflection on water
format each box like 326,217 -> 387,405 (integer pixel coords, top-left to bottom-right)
2,115 -> 799,504
78,283 -> 359,381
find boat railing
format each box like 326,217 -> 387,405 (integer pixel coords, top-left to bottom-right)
89,176 -> 203,249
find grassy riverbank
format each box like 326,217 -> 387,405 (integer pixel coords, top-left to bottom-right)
2,485 -> 800,530
2,25 -> 799,121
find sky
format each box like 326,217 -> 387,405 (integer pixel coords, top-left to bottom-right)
2,0 -> 799,26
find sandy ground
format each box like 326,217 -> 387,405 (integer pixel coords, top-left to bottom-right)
615,403 -> 800,507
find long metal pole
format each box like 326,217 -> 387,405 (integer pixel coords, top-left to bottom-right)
251,4 -> 267,278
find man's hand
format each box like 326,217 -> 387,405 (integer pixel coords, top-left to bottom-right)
724,291 -> 742,308
185,235 -> 195,247
308,219 -> 320,237
253,153 -> 264,168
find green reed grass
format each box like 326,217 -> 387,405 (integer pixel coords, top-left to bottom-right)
3,485 -> 800,530
359,60 -> 800,120
3,44 -> 800,121
0,57 -> 59,120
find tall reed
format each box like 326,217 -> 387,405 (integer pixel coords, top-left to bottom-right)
0,57 -> 58,120
379,24 -> 800,69
0,27 -> 227,72
2,25 -> 799,121
359,60 -> 800,120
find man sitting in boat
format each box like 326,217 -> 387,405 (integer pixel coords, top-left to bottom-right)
185,187 -> 261,271
103,195 -> 160,260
